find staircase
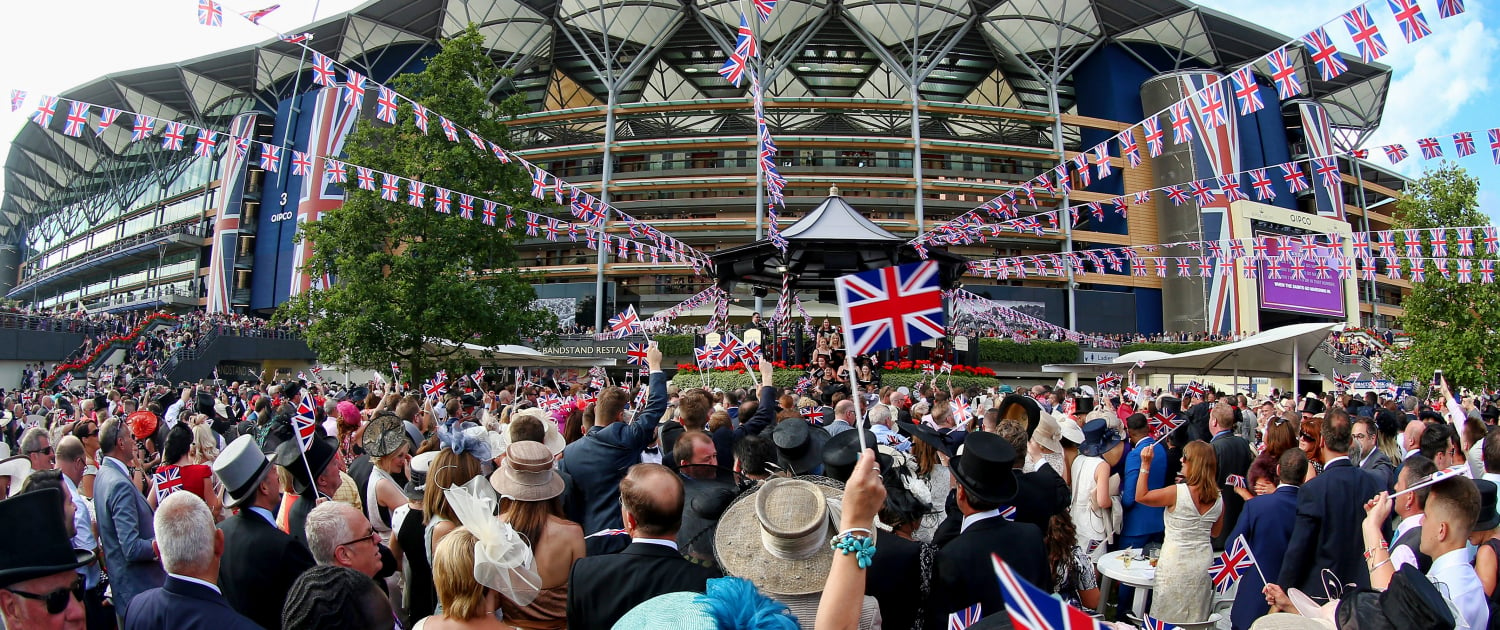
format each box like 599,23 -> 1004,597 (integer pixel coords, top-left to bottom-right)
1308,339 -> 1382,380
159,328 -> 316,382
42,314 -> 179,387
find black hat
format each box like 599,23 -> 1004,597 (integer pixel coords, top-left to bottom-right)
770,419 -> 829,476
1158,396 -> 1182,417
1073,392 -> 1096,416
274,435 -> 339,496
821,430 -> 893,482
1078,418 -> 1124,458
949,431 -> 1019,505
897,420 -> 954,457
996,394 -> 1042,437
350,386 -> 370,403
1477,479 -> 1500,531
0,489 -> 94,588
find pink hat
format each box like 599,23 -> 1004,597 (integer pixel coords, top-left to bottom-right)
336,401 -> 361,427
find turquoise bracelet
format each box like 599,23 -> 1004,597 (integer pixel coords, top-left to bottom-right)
830,530 -> 876,569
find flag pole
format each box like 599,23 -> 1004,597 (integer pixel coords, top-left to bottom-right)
300,447 -> 327,501
845,354 -> 868,453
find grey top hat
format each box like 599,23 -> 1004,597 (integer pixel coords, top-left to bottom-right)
213,434 -> 272,506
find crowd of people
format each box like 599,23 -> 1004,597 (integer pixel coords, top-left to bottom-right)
0,313 -> 1495,630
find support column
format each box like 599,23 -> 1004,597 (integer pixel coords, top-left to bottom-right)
594,93 -> 617,331
911,87 -> 925,234
1048,83 -> 1077,331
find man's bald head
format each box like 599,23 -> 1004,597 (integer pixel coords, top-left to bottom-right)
619,463 -> 684,538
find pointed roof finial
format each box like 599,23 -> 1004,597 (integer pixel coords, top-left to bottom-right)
829,184 -> 840,197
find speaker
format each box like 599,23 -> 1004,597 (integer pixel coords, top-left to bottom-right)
753,286 -> 768,297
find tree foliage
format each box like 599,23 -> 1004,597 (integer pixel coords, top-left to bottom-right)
275,26 -> 556,380
1380,163 -> 1498,389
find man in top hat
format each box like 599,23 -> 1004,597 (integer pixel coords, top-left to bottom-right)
123,492 -> 259,630
94,418 -> 164,622
0,489 -> 94,630
769,413 -> 829,476
274,434 -> 345,546
214,435 -> 316,630
927,431 -> 1049,629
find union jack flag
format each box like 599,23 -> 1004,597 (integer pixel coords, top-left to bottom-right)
323,158 -> 348,183
481,200 -> 498,226
1437,0 -> 1465,18
1220,174 -> 1247,201
992,555 -> 1105,630
719,50 -> 749,87
423,377 -> 447,399
1302,28 -> 1347,81
1343,5 -> 1389,62
489,141 -> 509,162
292,392 -> 319,452
835,260 -> 945,356
524,214 -> 539,236
1117,131 -> 1141,167
193,130 -> 218,157
259,143 -> 281,171
96,107 -> 121,135
440,116 -> 458,142
62,101 -> 88,137
198,0 -> 223,26
753,0 -> 776,21
457,194 -> 474,220
376,86 -> 399,124
160,122 -> 187,151
625,342 -> 650,366
1490,129 -> 1500,165
1142,615 -> 1178,630
948,602 -> 982,630
1194,81 -> 1228,130
1454,132 -> 1476,157
355,166 -> 375,190
1267,47 -> 1302,99
1165,186 -> 1189,206
1388,0 -> 1432,42
30,96 -> 58,127
1383,143 -> 1409,163
608,305 -> 644,337
311,52 -> 335,85
241,4 -> 280,23
733,14 -> 759,59
1227,474 -> 1247,489
1313,157 -> 1340,188
1282,162 -> 1309,192
153,466 -> 185,502
433,188 -> 452,214
8,90 -> 24,112
1150,411 -> 1179,439
1209,535 -> 1258,594
716,334 -> 744,366
1142,116 -> 1164,156
343,70 -> 366,108
380,174 -> 400,201
279,32 -> 312,44
1092,144 -> 1112,178
1169,102 -> 1194,144
1228,67 -> 1262,115
1189,181 -> 1217,205
291,151 -> 312,176
694,346 -> 715,368
413,103 -> 430,134
1250,169 -> 1275,200
1417,137 -> 1443,159
1133,189 -> 1151,205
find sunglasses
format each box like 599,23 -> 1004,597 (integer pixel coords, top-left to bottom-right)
339,529 -> 377,548
25,446 -> 52,456
7,578 -> 83,615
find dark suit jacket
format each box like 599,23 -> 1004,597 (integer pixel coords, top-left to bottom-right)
1212,432 -> 1254,550
217,509 -> 316,630
931,465 -> 1067,546
124,576 -> 262,630
1358,448 -> 1396,490
868,531 -> 927,630
1228,485 -> 1299,630
559,374 -> 669,533
1277,458 -> 1387,597
928,514 -> 1049,629
566,541 -> 721,629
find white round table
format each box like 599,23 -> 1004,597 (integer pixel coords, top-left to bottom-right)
1096,549 -> 1157,620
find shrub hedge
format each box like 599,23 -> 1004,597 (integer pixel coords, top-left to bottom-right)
977,339 -> 1080,364
1117,341 -> 1227,355
668,368 -> 998,391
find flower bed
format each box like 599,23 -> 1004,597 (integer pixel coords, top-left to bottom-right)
42,312 -> 178,388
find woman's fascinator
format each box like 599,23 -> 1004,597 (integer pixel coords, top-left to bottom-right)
442,475 -> 543,606
438,420 -> 494,462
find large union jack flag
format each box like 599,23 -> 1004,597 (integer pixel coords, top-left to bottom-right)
993,555 -> 1104,630
1209,534 -> 1258,594
835,260 -> 945,356
153,465 -> 185,502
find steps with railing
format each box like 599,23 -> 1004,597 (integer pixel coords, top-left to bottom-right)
41,313 -> 179,387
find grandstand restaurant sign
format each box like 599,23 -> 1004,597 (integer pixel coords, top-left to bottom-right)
535,338 -> 634,360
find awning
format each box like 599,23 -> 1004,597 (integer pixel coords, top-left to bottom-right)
419,341 -> 614,367
1043,322 -> 1342,378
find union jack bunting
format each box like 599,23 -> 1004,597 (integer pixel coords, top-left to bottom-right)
524,214 -> 540,236
1220,174 -> 1247,201
489,141 -> 509,162
1454,132 -> 1476,157
198,0 -> 223,26
1194,80 -> 1228,130
153,466 -> 185,502
160,122 -> 187,151
992,555 -> 1105,630
193,130 -> 218,157
1117,131 -> 1141,167
1417,137 -> 1443,159
279,32 -> 312,44
30,96 -> 58,127
733,14 -> 759,59
440,116 -> 458,142
1313,157 -> 1340,188
835,260 -> 945,355
458,194 -> 474,220
96,107 -> 121,135
754,0 -> 776,21
1169,102 -> 1195,144
376,87 -> 399,124
1189,181 -> 1217,205
1092,145 -> 1112,178
1458,227 -> 1475,256
290,151 -> 312,176
1491,129 -> 1500,164
8,90 -> 24,112
62,101 -> 88,137
1388,0 -> 1432,42
406,180 -> 425,207
1458,260 -> 1473,283
1142,116 -> 1164,156
1482,260 -> 1495,284
1209,535 -> 1258,594
1431,229 -> 1448,256
380,174 -> 400,201
464,129 -> 485,151
1250,169 -> 1275,200
433,188 -> 452,214
1229,67 -> 1262,115
1165,186 -> 1189,206
413,103 -> 430,134
1302,28 -> 1347,81
1053,164 -> 1071,194
1343,5 -> 1389,62
355,166 -> 376,190
324,159 -> 346,184
1383,144 -> 1410,163
1282,163 -> 1309,192
311,53 -> 335,86
1437,0 -> 1465,18
719,49 -> 749,87
1266,47 -> 1302,99
948,602 -> 982,630
343,70 -> 366,108
258,143 -> 281,171
481,200 -> 498,226
1133,190 -> 1151,205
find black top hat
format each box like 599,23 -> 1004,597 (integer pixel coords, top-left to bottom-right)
821,430 -> 893,483
897,420 -> 954,457
0,489 -> 94,588
1158,396 -> 1182,417
996,394 -> 1042,438
770,419 -> 829,476
1476,479 -> 1500,532
1078,418 -> 1124,458
949,431 -> 1019,505
1073,393 -> 1096,416
274,435 -> 339,496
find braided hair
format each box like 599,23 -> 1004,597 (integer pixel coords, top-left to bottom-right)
281,565 -> 389,630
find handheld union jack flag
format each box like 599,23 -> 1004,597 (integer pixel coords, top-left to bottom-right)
1209,534 -> 1258,594
1150,410 -> 1179,440
292,392 -> 319,452
1227,474 -> 1247,489
198,0 -> 223,26
1301,28 -> 1347,81
607,305 -> 644,338
947,602 -> 982,630
1142,615 -> 1178,630
835,260 -> 945,356
992,554 -> 1104,630
423,377 -> 447,399
1096,372 -> 1121,389
153,466 -> 185,502
625,342 -> 650,366
715,334 -> 744,366
1266,47 -> 1302,99
1388,0 -> 1432,42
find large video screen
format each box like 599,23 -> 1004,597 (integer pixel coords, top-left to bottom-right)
1254,219 -> 1347,318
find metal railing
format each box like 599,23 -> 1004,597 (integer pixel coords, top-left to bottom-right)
0,312 -> 128,335
17,222 -> 207,290
1317,340 -> 1375,372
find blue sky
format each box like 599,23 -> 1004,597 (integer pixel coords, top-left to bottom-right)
0,0 -> 1495,223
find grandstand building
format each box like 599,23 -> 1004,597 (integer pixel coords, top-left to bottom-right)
2,0 -> 1412,335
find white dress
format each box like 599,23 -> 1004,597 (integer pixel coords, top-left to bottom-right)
1069,454 -> 1120,560
1150,484 -> 1223,623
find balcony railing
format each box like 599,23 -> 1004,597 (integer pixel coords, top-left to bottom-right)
17,222 -> 207,292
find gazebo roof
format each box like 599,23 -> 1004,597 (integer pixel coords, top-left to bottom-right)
779,189 -> 903,242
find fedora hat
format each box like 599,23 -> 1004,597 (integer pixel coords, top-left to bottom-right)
274,435 -> 338,496
949,431 -> 1019,505
714,477 -> 841,595
0,456 -> 31,498
213,435 -> 272,506
771,419 -> 829,476
361,414 -> 409,458
0,489 -> 94,588
403,450 -> 439,501
489,441 -> 564,502
997,394 -> 1042,437
1078,418 -> 1124,458
1476,479 -> 1500,531
821,430 -> 893,482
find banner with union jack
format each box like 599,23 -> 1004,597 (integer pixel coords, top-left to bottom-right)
207,113 -> 259,313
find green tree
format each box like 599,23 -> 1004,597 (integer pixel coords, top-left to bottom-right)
276,25 -> 556,380
1380,163 -> 1498,389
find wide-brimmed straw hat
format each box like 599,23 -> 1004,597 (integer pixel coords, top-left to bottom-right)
714,477 -> 841,595
493,407 -> 567,456
489,441 -> 564,502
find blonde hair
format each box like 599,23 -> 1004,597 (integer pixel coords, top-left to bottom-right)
432,527 -> 489,621
1182,441 -> 1220,504
190,423 -> 219,464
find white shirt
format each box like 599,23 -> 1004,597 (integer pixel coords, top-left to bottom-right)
1390,512 -> 1425,570
169,573 -> 224,597
1483,472 -> 1500,487
639,447 -> 663,465
960,509 -> 1001,534
164,399 -> 187,430
63,474 -> 101,588
1428,547 -> 1489,629
631,537 -> 679,551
